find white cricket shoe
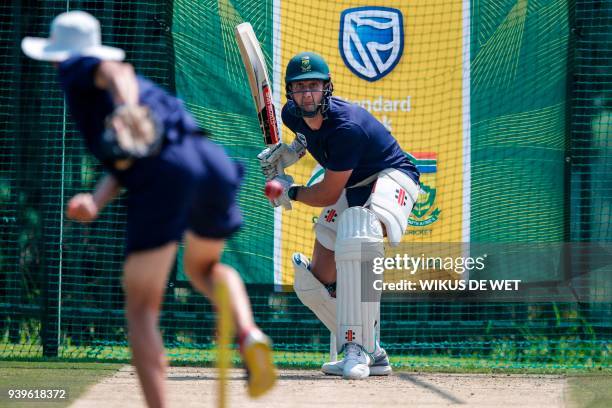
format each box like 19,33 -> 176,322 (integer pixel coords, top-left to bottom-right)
322,347 -> 391,376
342,342 -> 372,380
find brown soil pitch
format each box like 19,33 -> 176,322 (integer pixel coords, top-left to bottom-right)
70,366 -> 568,407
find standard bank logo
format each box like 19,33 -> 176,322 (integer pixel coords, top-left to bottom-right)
339,6 -> 404,82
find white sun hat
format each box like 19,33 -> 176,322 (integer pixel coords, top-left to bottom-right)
21,10 -> 125,62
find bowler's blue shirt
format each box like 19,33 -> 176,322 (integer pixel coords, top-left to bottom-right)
56,56 -> 243,252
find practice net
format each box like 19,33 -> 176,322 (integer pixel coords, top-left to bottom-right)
1,0 -> 610,370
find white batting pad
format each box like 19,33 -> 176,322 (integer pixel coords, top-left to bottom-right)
314,190 -> 348,251
335,207 -> 384,354
367,169 -> 419,246
329,332 -> 338,362
292,253 -> 336,333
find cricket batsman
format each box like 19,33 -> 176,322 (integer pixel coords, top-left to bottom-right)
258,52 -> 420,379
22,11 -> 276,406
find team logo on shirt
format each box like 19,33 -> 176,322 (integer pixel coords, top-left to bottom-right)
407,152 -> 440,227
339,7 -> 404,82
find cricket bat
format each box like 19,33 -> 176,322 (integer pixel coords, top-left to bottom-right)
235,22 -> 292,209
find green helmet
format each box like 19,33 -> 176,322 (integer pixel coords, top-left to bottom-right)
285,52 -> 331,83
285,52 -> 333,118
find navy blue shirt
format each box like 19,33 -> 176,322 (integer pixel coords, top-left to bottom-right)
282,97 -> 419,187
57,56 -> 243,252
58,56 -> 201,175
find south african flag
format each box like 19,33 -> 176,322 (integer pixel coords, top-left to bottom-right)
405,152 -> 437,174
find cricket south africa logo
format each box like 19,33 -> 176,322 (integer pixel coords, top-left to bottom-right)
301,55 -> 311,72
339,6 -> 404,82
407,152 -> 440,227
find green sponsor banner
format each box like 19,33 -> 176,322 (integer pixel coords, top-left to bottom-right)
471,0 -> 568,242
173,0 -> 275,283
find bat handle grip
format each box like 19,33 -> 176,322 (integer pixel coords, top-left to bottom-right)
271,150 -> 291,210
276,161 -> 285,177
277,164 -> 293,210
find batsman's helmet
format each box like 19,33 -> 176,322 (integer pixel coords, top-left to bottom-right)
285,52 -> 333,118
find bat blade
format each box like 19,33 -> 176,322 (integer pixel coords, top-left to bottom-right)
235,22 -> 280,146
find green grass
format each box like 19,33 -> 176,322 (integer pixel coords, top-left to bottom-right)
566,375 -> 612,408
0,361 -> 122,408
2,342 -> 610,375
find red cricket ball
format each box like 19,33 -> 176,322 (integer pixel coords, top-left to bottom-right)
264,180 -> 283,199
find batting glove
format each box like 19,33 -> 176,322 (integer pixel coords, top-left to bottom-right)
269,174 -> 294,210
257,136 -> 306,180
